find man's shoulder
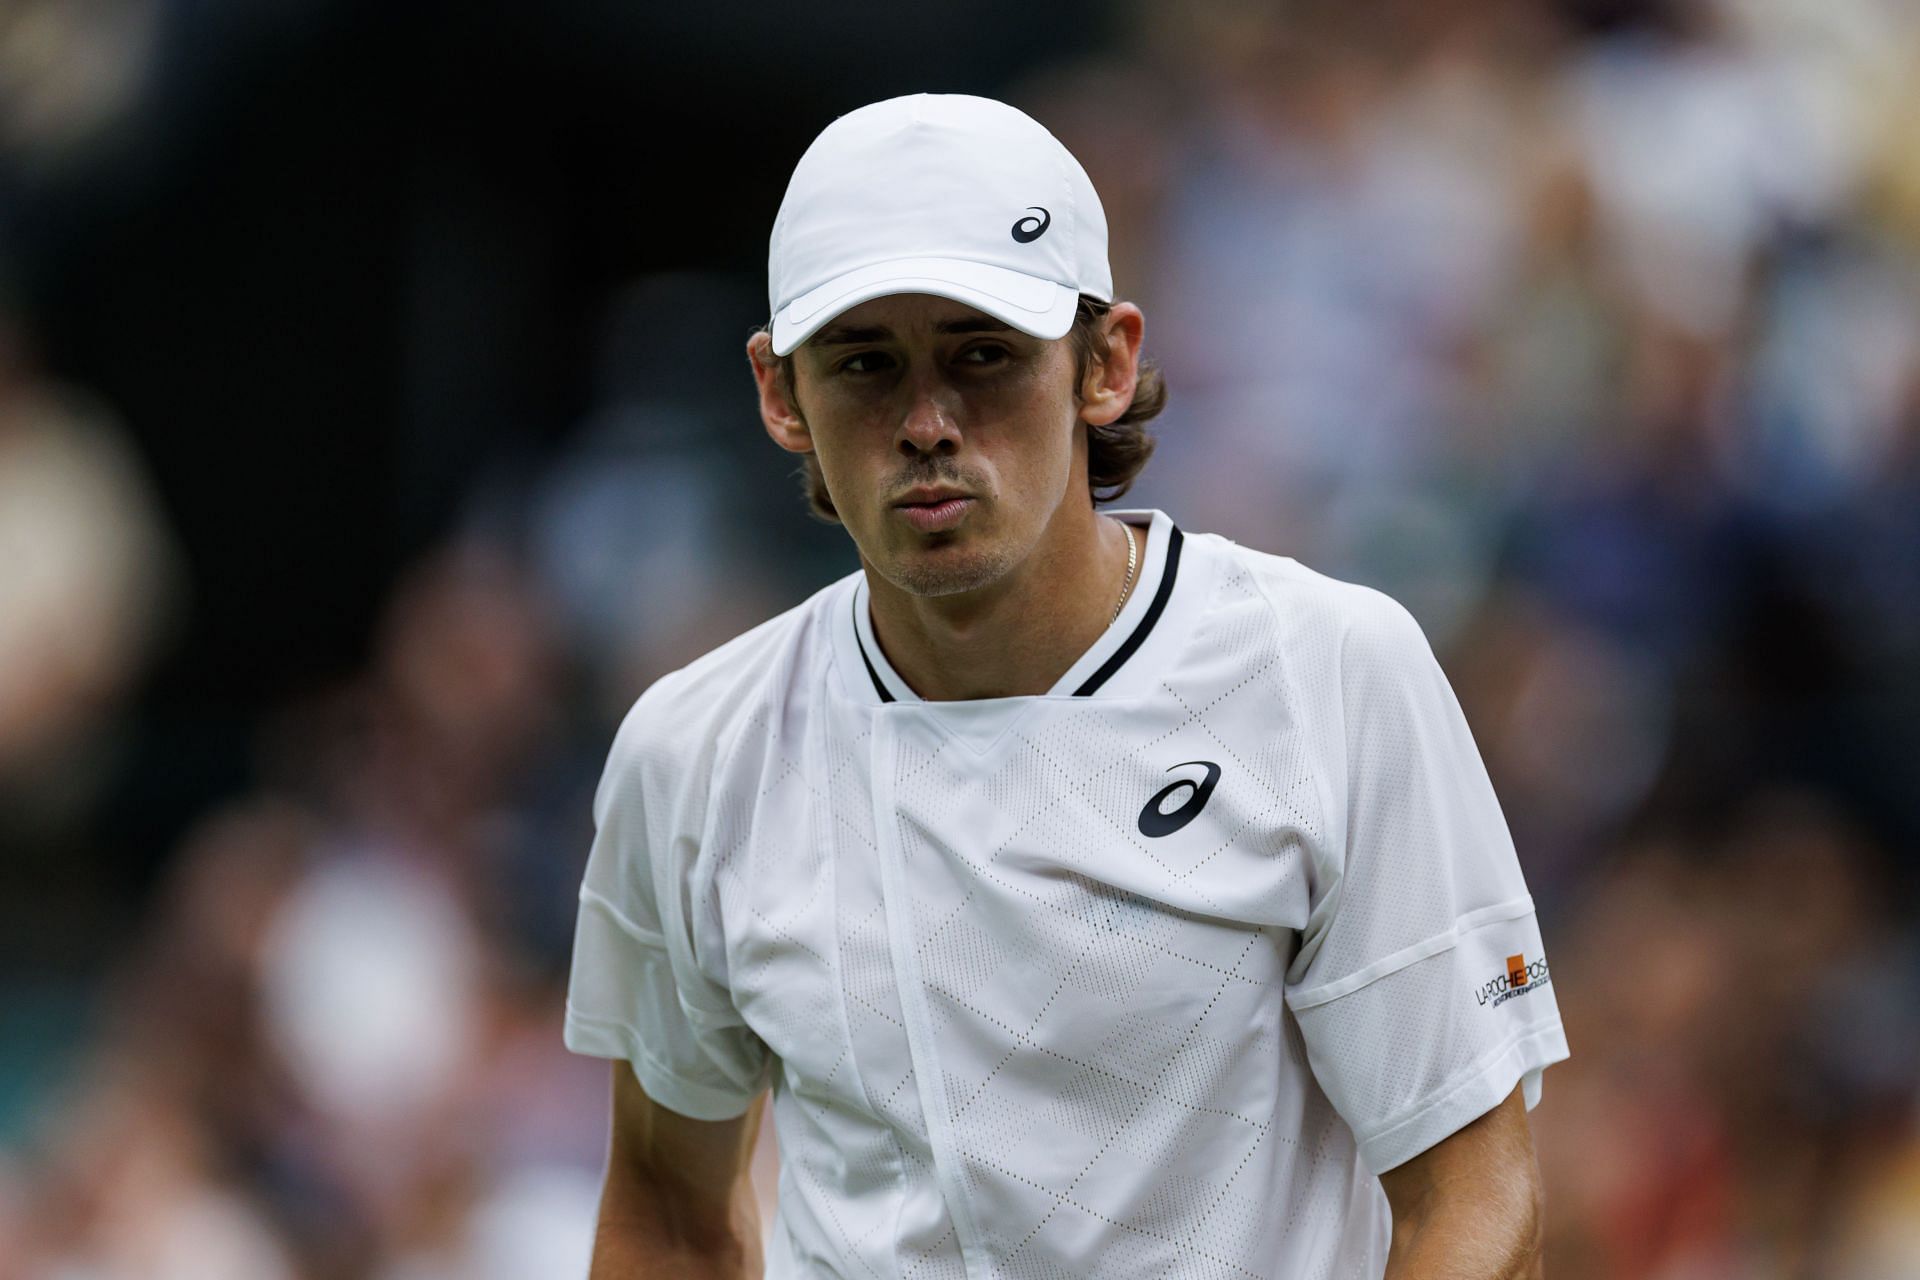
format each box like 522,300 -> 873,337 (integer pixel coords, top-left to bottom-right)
1201,533 -> 1427,658
600,573 -> 853,798
655,576 -> 847,700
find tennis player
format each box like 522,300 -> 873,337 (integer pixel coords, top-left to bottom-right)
565,93 -> 1568,1278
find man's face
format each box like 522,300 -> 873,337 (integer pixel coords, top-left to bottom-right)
766,293 -> 1087,599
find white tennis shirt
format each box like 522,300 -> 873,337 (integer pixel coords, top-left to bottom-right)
565,509 -> 1569,1278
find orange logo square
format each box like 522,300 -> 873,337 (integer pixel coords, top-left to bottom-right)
1507,954 -> 1529,988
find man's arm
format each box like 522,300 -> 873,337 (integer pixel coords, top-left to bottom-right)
590,1063 -> 766,1279
1378,1085 -> 1546,1279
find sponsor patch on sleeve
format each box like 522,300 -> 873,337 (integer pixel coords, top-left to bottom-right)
1474,952 -> 1552,1010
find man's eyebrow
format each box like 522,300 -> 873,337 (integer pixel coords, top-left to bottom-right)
810,316 -> 1016,346
812,325 -> 888,346
936,317 -> 1014,335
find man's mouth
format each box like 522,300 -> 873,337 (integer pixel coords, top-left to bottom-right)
894,490 -> 975,533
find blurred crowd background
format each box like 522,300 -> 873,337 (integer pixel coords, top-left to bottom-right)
2,0 -> 1917,1276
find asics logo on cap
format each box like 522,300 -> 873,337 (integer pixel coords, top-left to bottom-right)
1137,761 -> 1222,838
1011,206 -> 1051,243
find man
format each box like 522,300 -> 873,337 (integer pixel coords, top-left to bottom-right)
565,93 -> 1568,1278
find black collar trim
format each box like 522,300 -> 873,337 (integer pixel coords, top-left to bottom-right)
851,522 -> 1183,703
853,591 -> 895,703
1072,523 -> 1183,697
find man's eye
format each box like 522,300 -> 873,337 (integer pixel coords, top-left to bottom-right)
960,344 -> 1010,366
838,351 -> 894,374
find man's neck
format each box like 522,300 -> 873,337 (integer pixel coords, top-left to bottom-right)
862,511 -> 1140,701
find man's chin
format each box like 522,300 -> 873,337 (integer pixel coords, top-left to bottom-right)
872,531 -> 1014,599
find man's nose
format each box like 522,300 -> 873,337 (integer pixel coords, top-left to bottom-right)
896,379 -> 962,456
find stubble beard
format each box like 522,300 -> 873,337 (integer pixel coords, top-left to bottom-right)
881,531 -> 1021,598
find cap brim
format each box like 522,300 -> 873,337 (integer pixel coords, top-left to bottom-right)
770,257 -> 1079,356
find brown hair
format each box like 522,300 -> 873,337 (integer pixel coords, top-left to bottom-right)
766,295 -> 1166,523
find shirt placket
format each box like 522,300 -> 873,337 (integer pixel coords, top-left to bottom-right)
868,708 -> 990,1280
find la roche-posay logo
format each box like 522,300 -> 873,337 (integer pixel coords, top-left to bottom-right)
1476,953 -> 1552,1010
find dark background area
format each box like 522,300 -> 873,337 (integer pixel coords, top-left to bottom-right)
9,0 -> 1109,904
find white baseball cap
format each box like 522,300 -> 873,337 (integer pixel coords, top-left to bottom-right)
767,93 -> 1112,356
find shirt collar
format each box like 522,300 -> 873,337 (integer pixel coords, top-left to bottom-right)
834,509 -> 1187,706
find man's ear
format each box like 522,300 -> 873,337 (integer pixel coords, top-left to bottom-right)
1077,302 -> 1145,428
748,331 -> 812,454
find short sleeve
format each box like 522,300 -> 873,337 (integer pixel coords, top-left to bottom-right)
1284,591 -> 1568,1174
563,694 -> 774,1120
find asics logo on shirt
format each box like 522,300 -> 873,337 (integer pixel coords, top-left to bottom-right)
1137,761 -> 1222,837
1011,206 -> 1051,242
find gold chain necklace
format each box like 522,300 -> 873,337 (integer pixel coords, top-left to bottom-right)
1112,519 -> 1139,624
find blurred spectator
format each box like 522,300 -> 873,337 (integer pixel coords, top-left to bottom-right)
0,307 -> 181,831
524,274 -> 809,720
1533,793 -> 1914,1277
19,1066 -> 297,1280
0,0 -> 155,161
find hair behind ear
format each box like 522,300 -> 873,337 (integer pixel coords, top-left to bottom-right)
1069,297 -> 1166,503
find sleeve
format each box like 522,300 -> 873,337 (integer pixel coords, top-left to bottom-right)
562,692 -> 775,1120
1284,590 -> 1569,1175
